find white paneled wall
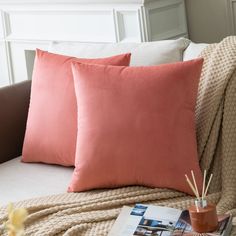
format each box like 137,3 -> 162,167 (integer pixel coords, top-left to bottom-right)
0,0 -> 188,87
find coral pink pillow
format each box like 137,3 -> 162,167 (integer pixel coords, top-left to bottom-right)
69,59 -> 204,194
22,49 -> 131,166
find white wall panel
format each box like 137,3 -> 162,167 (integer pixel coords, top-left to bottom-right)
0,42 -> 10,86
7,10 -> 116,42
0,11 -> 11,86
9,42 -> 48,83
146,0 -> 187,40
116,10 -> 141,42
0,12 -> 4,39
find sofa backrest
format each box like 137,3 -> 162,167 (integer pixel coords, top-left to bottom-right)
0,80 -> 31,163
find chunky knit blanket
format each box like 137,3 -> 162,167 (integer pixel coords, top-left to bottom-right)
0,36 -> 236,236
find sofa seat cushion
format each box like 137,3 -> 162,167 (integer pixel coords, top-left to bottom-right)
0,157 -> 73,205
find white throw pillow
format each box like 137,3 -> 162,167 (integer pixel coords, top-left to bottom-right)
49,38 -> 190,66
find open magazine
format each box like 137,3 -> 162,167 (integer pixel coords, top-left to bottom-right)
108,204 -> 232,236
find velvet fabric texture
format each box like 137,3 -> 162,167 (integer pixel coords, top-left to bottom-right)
69,59 -> 203,194
22,49 -> 131,166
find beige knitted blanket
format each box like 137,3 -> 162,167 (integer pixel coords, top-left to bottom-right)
0,36 -> 236,236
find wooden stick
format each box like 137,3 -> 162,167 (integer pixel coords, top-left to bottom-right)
204,174 -> 213,198
191,170 -> 200,200
202,170 -> 206,201
185,174 -> 198,197
195,201 -> 200,212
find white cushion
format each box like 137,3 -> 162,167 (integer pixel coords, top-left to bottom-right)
0,157 -> 73,205
49,38 -> 190,66
183,42 -> 208,61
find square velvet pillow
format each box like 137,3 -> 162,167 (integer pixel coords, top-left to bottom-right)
69,59 -> 204,194
22,49 -> 131,166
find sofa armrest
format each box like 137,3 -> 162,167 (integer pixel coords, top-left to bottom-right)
0,80 -> 31,163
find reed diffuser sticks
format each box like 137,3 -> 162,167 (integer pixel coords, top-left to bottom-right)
187,170 -> 218,233
202,170 -> 206,201
191,170 -> 200,199
185,170 -> 213,201
204,173 -> 213,199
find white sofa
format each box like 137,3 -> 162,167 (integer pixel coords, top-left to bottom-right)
0,39 -> 208,205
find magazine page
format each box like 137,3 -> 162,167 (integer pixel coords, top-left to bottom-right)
108,206 -> 139,236
108,204 -> 182,236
